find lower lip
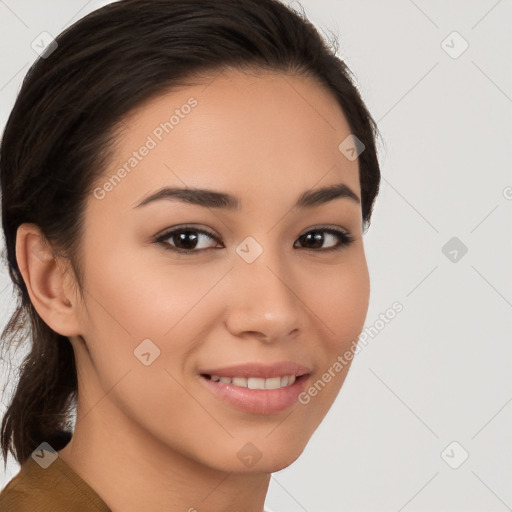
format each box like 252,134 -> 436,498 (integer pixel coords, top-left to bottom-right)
199,374 -> 309,414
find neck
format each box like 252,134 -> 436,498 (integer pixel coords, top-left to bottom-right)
58,394 -> 271,512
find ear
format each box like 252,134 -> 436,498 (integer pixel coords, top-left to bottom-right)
15,223 -> 83,337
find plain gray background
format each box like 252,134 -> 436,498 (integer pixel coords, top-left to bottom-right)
1,1 -> 511,511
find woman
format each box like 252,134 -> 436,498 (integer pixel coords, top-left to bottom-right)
0,0 -> 381,510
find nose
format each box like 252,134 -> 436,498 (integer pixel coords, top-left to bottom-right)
224,243 -> 303,343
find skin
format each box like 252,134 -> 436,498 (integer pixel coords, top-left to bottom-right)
16,68 -> 370,512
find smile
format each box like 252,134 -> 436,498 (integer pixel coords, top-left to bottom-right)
197,361 -> 312,415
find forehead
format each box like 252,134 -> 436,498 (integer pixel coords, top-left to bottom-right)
90,69 -> 360,215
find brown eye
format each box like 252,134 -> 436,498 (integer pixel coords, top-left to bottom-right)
294,228 -> 354,251
155,226 -> 221,253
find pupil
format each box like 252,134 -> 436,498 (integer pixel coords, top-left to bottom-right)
177,230 -> 197,249
304,231 -> 323,249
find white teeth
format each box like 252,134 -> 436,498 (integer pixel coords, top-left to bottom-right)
248,377 -> 265,389
265,377 -> 282,389
232,377 -> 248,387
207,374 -> 297,389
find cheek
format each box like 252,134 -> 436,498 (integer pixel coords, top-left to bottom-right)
304,253 -> 370,349
293,262 -> 369,432
76,254 -> 218,451
82,244 -> 221,337
78,249 -> 232,396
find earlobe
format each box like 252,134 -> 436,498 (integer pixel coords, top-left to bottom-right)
15,223 -> 82,336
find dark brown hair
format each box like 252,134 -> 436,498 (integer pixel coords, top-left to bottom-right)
0,0 -> 381,467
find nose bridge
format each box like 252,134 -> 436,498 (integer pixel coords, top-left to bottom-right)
227,234 -> 301,338
235,233 -> 290,294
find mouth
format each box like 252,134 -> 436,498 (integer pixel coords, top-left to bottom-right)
198,361 -> 311,414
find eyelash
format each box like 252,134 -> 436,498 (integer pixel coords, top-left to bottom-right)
154,224 -> 355,255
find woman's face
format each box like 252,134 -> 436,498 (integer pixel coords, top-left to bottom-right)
67,68 -> 370,473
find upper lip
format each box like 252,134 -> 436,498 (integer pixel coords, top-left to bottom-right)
200,361 -> 312,379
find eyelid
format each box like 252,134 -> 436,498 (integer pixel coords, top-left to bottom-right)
299,224 -> 351,236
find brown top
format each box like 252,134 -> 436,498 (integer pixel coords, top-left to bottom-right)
0,452 -> 111,512
0,450 -> 277,512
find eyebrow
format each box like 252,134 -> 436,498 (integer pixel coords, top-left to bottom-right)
133,182 -> 360,210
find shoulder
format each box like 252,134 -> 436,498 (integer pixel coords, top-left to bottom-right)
0,460 -> 53,512
0,453 -> 110,511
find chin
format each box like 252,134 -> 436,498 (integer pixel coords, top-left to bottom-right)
229,438 -> 309,474
188,433 -> 308,474
264,451 -> 304,473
